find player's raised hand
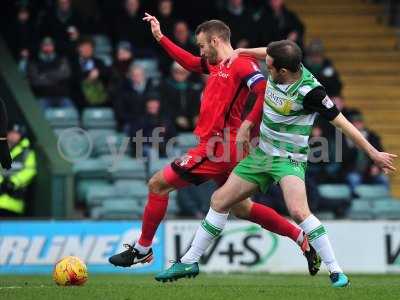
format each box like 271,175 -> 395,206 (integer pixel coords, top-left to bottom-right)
143,13 -> 163,41
372,151 -> 397,174
222,48 -> 242,68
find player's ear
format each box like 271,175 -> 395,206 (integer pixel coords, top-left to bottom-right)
210,36 -> 218,47
280,68 -> 288,75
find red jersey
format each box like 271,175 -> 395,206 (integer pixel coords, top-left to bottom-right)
195,56 -> 264,140
159,36 -> 266,141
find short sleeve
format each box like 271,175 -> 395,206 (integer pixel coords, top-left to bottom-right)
234,57 -> 266,89
303,86 -> 340,121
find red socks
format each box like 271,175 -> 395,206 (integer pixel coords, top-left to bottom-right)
248,202 -> 301,242
138,193 -> 169,247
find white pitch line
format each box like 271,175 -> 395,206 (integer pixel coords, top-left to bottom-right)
0,285 -> 49,290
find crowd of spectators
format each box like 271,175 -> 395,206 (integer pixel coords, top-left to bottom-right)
1,0 -> 389,218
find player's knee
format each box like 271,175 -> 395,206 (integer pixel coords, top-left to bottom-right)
210,190 -> 228,213
231,201 -> 251,219
148,173 -> 169,195
290,208 -> 311,224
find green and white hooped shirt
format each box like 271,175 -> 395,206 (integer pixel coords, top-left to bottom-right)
259,65 -> 340,162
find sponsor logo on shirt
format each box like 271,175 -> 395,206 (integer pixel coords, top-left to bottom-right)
218,71 -> 229,78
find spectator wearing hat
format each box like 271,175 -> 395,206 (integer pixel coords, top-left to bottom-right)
112,64 -> 155,132
341,110 -> 389,194
160,62 -> 201,132
71,37 -> 110,109
109,41 -> 135,92
27,37 -> 74,109
0,124 -> 37,217
304,39 -> 343,97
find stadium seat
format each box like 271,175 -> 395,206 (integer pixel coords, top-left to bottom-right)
93,132 -> 130,157
57,128 -> 92,162
100,155 -> 147,180
167,190 -> 179,216
45,107 -> 79,128
176,133 -> 198,151
73,158 -> 109,179
93,34 -> 112,55
347,200 -> 374,220
82,108 -> 117,130
91,198 -> 143,219
354,184 -> 390,200
134,59 -> 160,80
318,184 -> 351,200
76,179 -> 110,202
315,212 -> 336,220
149,157 -> 171,176
373,200 -> 400,220
114,179 -> 148,199
86,184 -> 117,206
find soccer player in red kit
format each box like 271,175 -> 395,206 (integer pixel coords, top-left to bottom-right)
109,14 -> 321,276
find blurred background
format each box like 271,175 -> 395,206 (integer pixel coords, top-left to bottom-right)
1,0 -> 400,275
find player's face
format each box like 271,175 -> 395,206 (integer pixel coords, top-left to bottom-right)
196,32 -> 219,65
266,54 -> 287,84
266,55 -> 278,81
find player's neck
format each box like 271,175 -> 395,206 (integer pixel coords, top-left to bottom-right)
217,44 -> 234,64
282,71 -> 301,85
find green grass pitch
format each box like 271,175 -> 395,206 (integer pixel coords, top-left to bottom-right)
1,274 -> 399,300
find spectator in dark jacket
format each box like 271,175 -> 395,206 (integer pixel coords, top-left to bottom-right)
256,0 -> 304,49
109,41 -> 135,92
114,0 -> 153,57
160,62 -> 201,132
341,110 -> 390,194
219,0 -> 257,48
113,64 -> 154,132
159,20 -> 197,75
6,5 -> 37,62
71,37 -> 110,109
304,39 -> 343,97
157,0 -> 176,37
27,37 -> 73,109
131,94 -> 176,157
38,0 -> 85,58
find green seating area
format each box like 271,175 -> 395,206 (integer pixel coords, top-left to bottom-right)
45,106 -> 190,218
320,184 -> 400,219
45,106 -> 400,220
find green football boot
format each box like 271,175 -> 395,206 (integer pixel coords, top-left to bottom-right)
155,261 -> 199,282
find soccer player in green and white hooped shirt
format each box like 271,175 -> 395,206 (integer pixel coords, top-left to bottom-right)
155,40 -> 398,287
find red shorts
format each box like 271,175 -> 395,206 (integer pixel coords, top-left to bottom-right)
163,139 -> 245,188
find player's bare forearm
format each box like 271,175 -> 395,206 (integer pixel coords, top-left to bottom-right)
237,47 -> 267,60
331,113 -> 378,158
331,113 -> 397,173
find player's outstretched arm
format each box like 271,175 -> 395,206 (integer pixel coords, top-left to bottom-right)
331,113 -> 397,174
223,47 -> 268,67
143,13 -> 204,73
